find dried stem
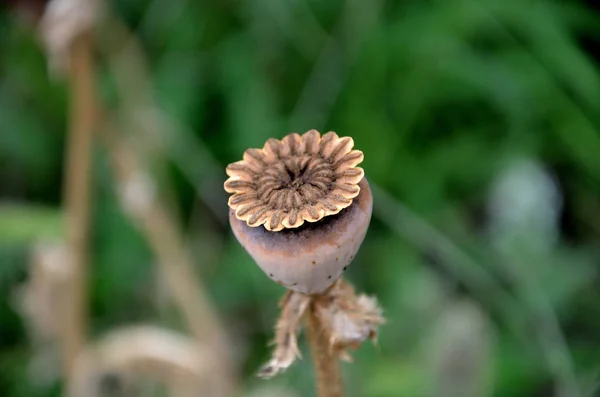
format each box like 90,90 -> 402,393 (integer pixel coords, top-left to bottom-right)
62,32 -> 95,383
305,300 -> 345,397
68,325 -> 212,397
101,123 -> 235,397
72,10 -> 235,394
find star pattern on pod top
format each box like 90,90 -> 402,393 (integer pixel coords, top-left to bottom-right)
224,130 -> 365,231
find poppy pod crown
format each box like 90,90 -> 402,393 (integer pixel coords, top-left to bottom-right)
224,130 -> 365,231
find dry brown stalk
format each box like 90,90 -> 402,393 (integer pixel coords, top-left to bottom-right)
306,300 -> 345,397
67,325 -> 212,397
67,11 -> 236,394
61,31 -> 96,383
101,122 -> 235,397
51,7 -> 235,393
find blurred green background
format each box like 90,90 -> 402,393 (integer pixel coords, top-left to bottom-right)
2,0 -> 600,396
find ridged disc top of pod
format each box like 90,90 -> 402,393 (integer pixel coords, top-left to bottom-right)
224,130 -> 365,232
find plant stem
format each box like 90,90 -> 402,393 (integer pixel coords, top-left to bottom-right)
101,124 -> 235,397
95,16 -> 236,394
306,300 -> 345,397
62,32 -> 95,382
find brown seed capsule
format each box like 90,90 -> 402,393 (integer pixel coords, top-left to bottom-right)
225,130 -> 372,294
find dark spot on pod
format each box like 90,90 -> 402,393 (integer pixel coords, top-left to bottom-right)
312,260 -> 316,265
336,256 -> 339,261
328,275 -> 332,279
293,282 -> 297,286
269,273 -> 274,277
343,266 -> 348,271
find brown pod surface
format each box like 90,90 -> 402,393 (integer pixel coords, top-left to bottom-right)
229,178 -> 372,294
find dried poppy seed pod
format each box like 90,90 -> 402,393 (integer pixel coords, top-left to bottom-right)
225,130 -> 372,294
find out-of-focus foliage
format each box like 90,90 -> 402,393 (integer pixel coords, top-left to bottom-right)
1,0 -> 600,396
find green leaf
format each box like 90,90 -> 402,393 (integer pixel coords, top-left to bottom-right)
0,205 -> 63,245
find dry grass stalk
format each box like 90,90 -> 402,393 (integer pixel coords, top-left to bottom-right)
94,16 -> 236,393
61,30 -> 96,384
41,2 -> 235,392
68,325 -> 211,397
95,17 -> 234,373
101,121 -> 235,397
40,0 -> 100,387
39,2 -> 235,392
